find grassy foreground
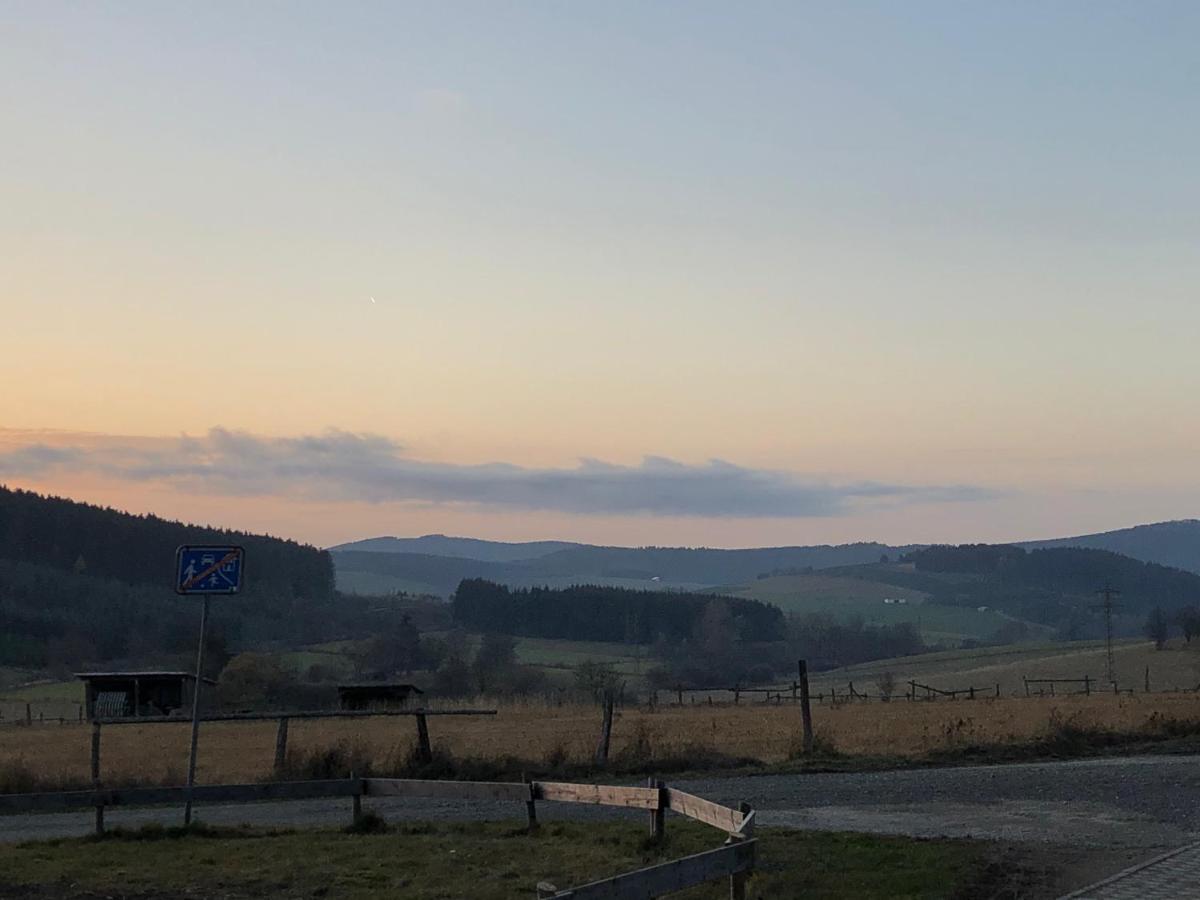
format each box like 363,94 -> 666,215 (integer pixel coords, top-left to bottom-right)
0,820 -> 988,900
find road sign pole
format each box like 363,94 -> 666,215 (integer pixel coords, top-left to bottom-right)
183,593 -> 210,826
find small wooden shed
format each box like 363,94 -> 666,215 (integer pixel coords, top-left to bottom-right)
336,682 -> 424,711
76,671 -> 216,721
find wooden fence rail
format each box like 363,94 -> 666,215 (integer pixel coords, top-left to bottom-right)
0,775 -> 755,898
87,707 -> 497,778
547,840 -> 756,900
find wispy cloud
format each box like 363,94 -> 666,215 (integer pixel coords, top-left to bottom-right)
0,428 -> 997,518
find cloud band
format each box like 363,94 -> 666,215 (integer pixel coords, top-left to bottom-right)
0,428 -> 996,518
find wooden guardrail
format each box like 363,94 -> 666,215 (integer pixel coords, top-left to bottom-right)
0,775 -> 756,899
548,840 -> 756,899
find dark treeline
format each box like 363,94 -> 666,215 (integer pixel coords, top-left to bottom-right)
0,485 -> 333,599
451,578 -> 784,643
0,486 -> 413,670
906,544 -> 1200,637
649,611 -> 926,688
786,613 -> 925,671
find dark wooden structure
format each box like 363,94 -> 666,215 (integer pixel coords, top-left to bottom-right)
336,682 -> 423,711
76,671 -> 215,721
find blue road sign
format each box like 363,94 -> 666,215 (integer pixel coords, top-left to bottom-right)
175,545 -> 244,595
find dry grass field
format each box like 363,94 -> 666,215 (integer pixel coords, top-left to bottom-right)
806,638 -> 1200,697
5,689 -> 1200,790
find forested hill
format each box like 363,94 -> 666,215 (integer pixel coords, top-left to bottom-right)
452,578 -> 785,643
905,544 -> 1200,627
1018,520 -> 1200,575
0,487 -> 379,671
0,485 -> 333,598
332,539 -> 921,596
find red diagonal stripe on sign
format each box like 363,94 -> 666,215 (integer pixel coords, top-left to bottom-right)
182,550 -> 240,591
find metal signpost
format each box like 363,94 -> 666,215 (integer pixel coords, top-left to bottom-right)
175,545 -> 244,825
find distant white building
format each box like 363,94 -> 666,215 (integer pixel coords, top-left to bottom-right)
883,598 -> 895,605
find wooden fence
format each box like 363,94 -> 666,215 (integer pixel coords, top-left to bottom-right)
0,776 -> 756,899
89,707 -> 497,773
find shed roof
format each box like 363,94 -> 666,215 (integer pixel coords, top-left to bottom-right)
75,671 -> 217,685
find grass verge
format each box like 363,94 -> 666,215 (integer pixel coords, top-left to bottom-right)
0,820 -> 997,900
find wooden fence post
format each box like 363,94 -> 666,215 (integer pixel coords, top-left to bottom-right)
594,690 -> 615,767
523,772 -> 538,833
728,801 -> 753,900
273,717 -> 289,774
676,685 -> 683,706
649,778 -> 665,841
1084,676 -> 1091,696
91,721 -> 104,835
415,712 -> 433,765
1145,666 -> 1151,693
798,660 -> 814,755
995,683 -> 1000,698
1024,677 -> 1030,698
350,771 -> 362,826
25,703 -> 31,726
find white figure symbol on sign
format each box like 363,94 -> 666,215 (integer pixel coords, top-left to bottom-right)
182,560 -> 197,583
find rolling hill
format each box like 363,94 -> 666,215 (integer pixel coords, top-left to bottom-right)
331,519 -> 1200,600
1019,520 -> 1200,575
0,486 -> 407,669
331,539 -> 919,596
329,534 -> 579,562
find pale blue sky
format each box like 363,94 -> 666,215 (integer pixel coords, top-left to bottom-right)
3,2 -> 1198,546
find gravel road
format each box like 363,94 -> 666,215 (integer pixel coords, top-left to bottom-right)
3,754 -> 1197,849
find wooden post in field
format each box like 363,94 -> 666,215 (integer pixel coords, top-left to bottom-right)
649,778 -> 665,840
350,771 -> 361,826
791,680 -> 797,700
415,712 -> 433,764
1084,676 -> 1091,696
1145,666 -> 1151,693
523,773 -> 538,832
995,683 -> 1000,698
273,716 -> 289,774
594,690 -> 615,767
25,703 -> 31,726
676,685 -> 683,706
798,660 -> 814,755
733,686 -> 740,705
91,721 -> 104,835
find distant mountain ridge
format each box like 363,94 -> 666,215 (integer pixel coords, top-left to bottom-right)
328,534 -> 579,562
1018,520 -> 1200,575
331,519 -> 1200,597
331,538 -> 920,596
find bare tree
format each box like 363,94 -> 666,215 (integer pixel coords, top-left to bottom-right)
874,671 -> 897,701
1176,607 -> 1200,644
1145,607 -> 1171,651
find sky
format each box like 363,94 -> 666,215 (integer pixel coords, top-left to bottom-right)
2,2 -> 1198,549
